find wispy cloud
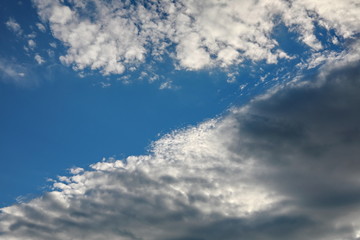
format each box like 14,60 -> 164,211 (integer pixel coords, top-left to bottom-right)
0,57 -> 44,87
36,22 -> 46,32
32,0 -> 360,77
1,59 -> 360,239
5,18 -> 23,36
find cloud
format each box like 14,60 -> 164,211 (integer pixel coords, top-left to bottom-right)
28,39 -> 36,49
0,58 -> 39,87
1,58 -> 360,239
49,42 -> 57,48
32,0 -> 360,76
159,80 -> 176,90
5,18 -> 23,35
69,167 -> 84,175
36,22 -> 46,32
34,54 -> 45,65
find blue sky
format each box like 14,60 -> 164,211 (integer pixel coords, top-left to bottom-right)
0,0 -> 245,205
1,0 -> 360,239
0,0 -> 307,205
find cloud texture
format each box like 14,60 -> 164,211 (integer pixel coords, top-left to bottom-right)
0,58 -> 39,87
1,59 -> 360,239
33,0 -> 360,75
5,18 -> 23,36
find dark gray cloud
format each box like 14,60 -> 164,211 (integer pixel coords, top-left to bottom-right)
1,62 -> 360,239
237,62 -> 360,200
228,62 -> 360,239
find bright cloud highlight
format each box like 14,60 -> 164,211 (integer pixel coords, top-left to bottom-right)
33,0 -> 360,75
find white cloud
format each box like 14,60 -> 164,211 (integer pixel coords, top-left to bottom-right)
28,39 -> 36,49
175,32 -> 212,70
5,18 -> 23,35
32,0 -> 360,77
36,22 -> 46,32
297,0 -> 360,39
69,167 -> 84,175
27,32 -> 36,39
1,59 -> 360,239
49,42 -> 57,48
98,81 -> 111,88
34,54 -> 45,64
159,80 -> 176,90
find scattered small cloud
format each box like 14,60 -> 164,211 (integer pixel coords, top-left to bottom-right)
5,17 -> 23,35
226,72 -> 239,83
26,32 -> 37,39
28,39 -> 36,49
99,81 -> 111,88
0,58 -> 38,87
36,22 -> 46,32
49,42 -> 57,48
159,80 -> 175,90
47,49 -> 55,57
32,0 -> 360,79
69,167 -> 84,175
118,74 -> 131,85
34,54 -> 45,65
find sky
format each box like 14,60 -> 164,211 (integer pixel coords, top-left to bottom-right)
0,0 -> 360,239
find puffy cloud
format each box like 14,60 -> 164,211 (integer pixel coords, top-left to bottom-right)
32,0 -> 360,76
34,54 -> 45,65
28,39 -> 36,49
69,167 -> 84,175
295,0 -> 360,39
1,59 -> 360,239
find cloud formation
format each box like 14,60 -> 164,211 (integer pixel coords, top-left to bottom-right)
1,59 -> 360,239
5,18 -> 23,36
33,0 -> 360,75
36,22 -> 46,32
34,54 -> 45,65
